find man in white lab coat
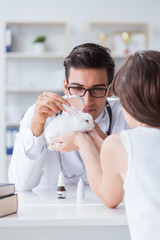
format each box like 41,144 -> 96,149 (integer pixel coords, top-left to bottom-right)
8,43 -> 128,191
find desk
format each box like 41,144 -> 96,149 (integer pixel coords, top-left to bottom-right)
0,185 -> 130,240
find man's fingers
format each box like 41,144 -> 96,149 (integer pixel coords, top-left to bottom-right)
42,92 -> 68,104
40,92 -> 68,112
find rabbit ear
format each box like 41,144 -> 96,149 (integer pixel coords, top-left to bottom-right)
62,104 -> 79,117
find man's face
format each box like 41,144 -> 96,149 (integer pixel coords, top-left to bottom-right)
63,67 -> 110,120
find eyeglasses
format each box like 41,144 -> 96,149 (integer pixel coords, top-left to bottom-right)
67,84 -> 111,98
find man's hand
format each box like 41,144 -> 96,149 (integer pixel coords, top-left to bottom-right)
31,92 -> 68,137
94,121 -> 108,140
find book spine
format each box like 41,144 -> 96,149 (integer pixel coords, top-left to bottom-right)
6,27 -> 12,52
6,127 -> 18,155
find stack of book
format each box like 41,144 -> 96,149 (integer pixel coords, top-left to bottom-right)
0,183 -> 18,217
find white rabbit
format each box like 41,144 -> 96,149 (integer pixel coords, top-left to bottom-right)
45,109 -> 94,145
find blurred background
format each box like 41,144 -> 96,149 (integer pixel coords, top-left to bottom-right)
0,0 -> 160,181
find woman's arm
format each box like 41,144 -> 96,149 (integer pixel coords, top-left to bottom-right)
79,133 -> 126,208
51,131 -> 127,208
99,134 -> 127,207
51,131 -> 102,189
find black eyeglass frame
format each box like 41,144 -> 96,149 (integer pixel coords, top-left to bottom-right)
67,83 -> 111,98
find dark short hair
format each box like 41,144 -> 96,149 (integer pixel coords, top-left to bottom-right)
64,43 -> 115,85
112,50 -> 160,127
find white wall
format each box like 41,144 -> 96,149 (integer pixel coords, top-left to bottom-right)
0,0 -> 160,49
0,0 -> 160,181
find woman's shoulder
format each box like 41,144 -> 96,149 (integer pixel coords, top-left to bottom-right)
102,132 -> 122,153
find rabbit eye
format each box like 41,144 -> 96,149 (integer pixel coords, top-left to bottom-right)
85,120 -> 89,123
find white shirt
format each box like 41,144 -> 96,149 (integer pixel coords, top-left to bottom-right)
121,127 -> 160,240
8,98 -> 128,191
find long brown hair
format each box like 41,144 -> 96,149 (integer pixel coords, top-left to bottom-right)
112,50 -> 160,127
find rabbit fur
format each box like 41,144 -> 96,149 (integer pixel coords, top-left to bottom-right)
45,111 -> 94,144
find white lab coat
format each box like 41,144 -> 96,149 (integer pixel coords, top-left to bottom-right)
8,98 -> 129,191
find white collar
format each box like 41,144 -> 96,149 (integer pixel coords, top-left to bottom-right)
95,105 -> 110,134
95,109 -> 105,124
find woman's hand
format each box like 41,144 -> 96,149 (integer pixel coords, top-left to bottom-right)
49,132 -> 86,153
50,128 -> 104,154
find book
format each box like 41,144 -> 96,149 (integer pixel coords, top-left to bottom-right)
0,194 -> 18,217
0,183 -> 15,197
